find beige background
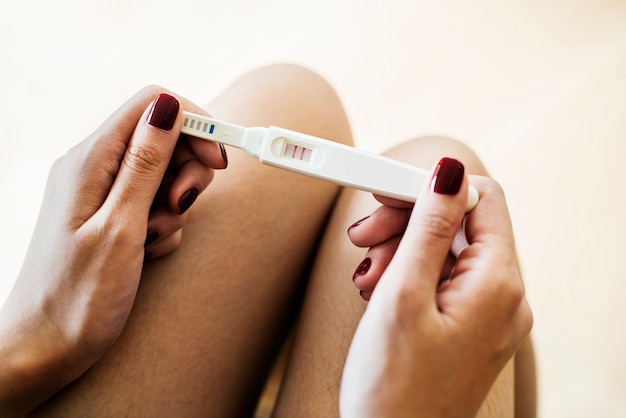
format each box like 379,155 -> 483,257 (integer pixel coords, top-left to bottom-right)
1,0 -> 625,416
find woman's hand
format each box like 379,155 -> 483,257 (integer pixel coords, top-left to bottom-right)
0,87 -> 227,416
340,158 -> 533,417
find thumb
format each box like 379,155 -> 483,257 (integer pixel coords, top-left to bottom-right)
104,93 -> 181,219
385,157 -> 468,299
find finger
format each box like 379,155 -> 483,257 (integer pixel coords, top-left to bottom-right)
384,157 -> 468,301
168,161 -> 214,215
146,207 -> 186,246
64,87 -> 171,217
161,100 -> 227,215
464,176 -> 516,250
450,176 -> 522,306
75,86 -> 221,224
451,219 -> 470,258
353,237 -> 456,296
85,86 -> 200,163
347,206 -> 411,247
373,194 -> 415,209
166,138 -> 216,215
186,134 -> 229,169
353,236 -> 402,293
359,290 -> 373,301
179,100 -> 229,170
103,93 -> 181,220
437,176 -> 524,320
145,229 -> 183,261
87,87 -> 166,150
83,85 -> 212,168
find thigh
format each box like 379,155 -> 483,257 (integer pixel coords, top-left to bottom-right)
273,136 -> 521,417
31,65 -> 353,417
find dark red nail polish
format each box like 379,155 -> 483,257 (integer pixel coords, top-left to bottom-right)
145,229 -> 159,246
348,216 -> 370,232
219,143 -> 228,168
431,157 -> 464,195
147,94 -> 179,131
178,187 -> 199,215
437,277 -> 451,292
353,257 -> 372,281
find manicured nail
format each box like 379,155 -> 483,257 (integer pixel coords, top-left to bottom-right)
437,277 -> 451,292
360,290 -> 372,301
431,157 -> 464,195
178,187 -> 199,215
353,257 -> 372,281
145,229 -> 159,246
147,93 -> 179,131
348,216 -> 370,232
219,143 -> 228,167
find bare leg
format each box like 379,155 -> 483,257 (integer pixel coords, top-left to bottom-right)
273,136 -> 533,417
515,337 -> 537,418
30,65 -> 535,417
31,64 -> 353,417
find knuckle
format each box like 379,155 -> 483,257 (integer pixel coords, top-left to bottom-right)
503,278 -> 527,313
415,211 -> 459,241
50,144 -> 88,180
93,216 -> 137,251
518,300 -> 534,335
49,155 -> 65,176
125,142 -> 165,175
491,275 -> 532,353
59,142 -> 84,167
489,261 -> 526,311
484,177 -> 505,197
140,84 -> 167,97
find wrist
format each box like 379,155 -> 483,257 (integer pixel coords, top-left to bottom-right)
0,299 -> 76,416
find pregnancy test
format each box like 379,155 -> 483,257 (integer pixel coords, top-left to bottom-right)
181,111 -> 478,211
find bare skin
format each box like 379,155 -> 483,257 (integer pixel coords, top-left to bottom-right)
0,64 -> 534,417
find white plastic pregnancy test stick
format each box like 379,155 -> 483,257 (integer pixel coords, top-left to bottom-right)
181,111 -> 478,211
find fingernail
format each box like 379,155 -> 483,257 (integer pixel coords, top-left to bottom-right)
353,257 -> 372,281
348,216 -> 370,232
219,143 -> 228,168
437,277 -> 451,292
147,93 -> 179,131
360,290 -> 372,301
178,187 -> 199,215
145,229 -> 159,246
431,157 -> 464,195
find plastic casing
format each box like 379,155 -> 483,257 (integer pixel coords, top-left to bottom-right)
181,112 -> 478,211
261,126 -> 478,211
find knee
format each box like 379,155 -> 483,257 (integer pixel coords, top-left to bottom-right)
237,64 -> 340,109
383,136 -> 488,176
242,63 -> 333,97
233,64 -> 353,145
